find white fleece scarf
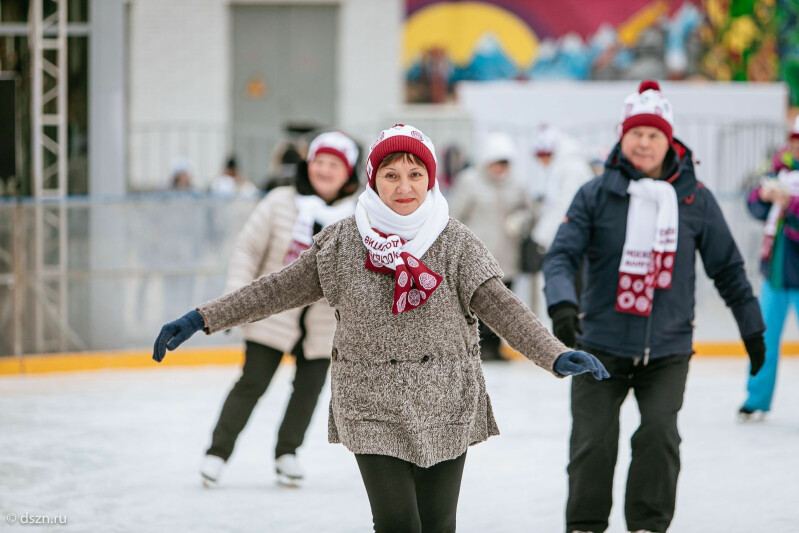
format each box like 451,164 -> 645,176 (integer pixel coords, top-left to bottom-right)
284,194 -> 355,265
615,178 -> 679,316
760,170 -> 799,260
355,182 -> 450,313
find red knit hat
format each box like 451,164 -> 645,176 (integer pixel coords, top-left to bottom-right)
366,124 -> 438,190
621,80 -> 675,143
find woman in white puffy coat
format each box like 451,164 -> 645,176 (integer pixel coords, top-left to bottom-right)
200,132 -> 361,487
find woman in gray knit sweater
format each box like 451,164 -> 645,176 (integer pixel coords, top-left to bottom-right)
153,124 -> 608,533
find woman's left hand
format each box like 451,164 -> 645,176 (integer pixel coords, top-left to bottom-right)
554,350 -> 610,381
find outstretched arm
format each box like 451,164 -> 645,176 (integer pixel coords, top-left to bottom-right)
153,244 -> 324,363
470,277 -> 607,380
197,242 -> 324,334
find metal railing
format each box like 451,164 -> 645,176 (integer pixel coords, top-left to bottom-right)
0,193 -> 259,356
3,119 -> 789,357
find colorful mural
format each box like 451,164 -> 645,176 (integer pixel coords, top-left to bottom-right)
404,0 -> 799,105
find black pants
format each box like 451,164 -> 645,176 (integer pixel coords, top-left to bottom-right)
206,340 -> 330,461
566,349 -> 691,533
355,452 -> 467,533
479,280 -> 513,361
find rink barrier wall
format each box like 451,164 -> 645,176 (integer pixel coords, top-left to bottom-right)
503,343 -> 799,361
0,342 -> 797,375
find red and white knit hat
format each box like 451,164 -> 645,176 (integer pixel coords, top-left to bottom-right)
621,80 -> 675,143
365,124 -> 438,190
307,131 -> 359,173
789,116 -> 799,140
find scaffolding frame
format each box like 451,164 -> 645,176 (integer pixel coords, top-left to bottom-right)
27,0 -> 69,354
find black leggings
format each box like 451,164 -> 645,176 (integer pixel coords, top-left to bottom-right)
355,452 -> 467,533
206,340 -> 330,460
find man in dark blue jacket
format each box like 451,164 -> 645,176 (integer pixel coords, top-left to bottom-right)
543,80 -> 765,533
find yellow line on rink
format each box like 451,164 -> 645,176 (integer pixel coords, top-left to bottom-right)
1,342 -> 797,375
500,342 -> 799,360
0,346 -> 246,376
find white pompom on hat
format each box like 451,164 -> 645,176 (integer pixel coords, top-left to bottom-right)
790,116 -> 799,140
366,124 -> 438,190
307,131 -> 359,173
621,80 -> 675,143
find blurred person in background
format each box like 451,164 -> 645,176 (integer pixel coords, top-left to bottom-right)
264,141 -> 305,191
739,117 -> 799,420
439,144 -> 468,191
529,125 -> 594,251
170,157 -> 194,191
154,124 -> 607,533
449,132 -> 533,360
544,80 -> 765,533
199,131 -> 360,488
210,155 -> 257,196
770,115 -> 799,174
524,125 -> 593,316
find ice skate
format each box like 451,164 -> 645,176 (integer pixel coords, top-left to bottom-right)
737,406 -> 766,422
275,454 -> 304,487
200,454 -> 225,488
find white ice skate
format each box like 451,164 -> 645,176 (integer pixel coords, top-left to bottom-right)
200,454 -> 225,488
275,454 -> 304,487
737,406 -> 767,422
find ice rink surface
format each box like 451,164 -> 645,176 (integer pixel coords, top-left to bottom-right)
1,357 -> 798,533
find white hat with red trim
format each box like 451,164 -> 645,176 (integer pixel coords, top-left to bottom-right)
789,116 -> 799,140
307,131 -> 359,173
621,80 -> 675,143
532,125 -> 559,156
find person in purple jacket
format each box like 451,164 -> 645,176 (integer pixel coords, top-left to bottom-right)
740,118 -> 799,420
544,81 -> 765,533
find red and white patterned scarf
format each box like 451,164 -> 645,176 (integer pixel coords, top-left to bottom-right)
615,178 -> 679,316
355,182 -> 449,314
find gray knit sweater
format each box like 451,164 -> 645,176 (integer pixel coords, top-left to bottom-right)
197,217 -> 568,467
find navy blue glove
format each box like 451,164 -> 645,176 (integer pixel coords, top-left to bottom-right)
152,310 -> 205,363
554,350 -> 610,381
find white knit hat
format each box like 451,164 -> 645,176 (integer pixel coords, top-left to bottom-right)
481,133 -> 516,164
532,125 -> 559,156
366,124 -> 438,190
307,131 -> 359,173
621,80 -> 675,142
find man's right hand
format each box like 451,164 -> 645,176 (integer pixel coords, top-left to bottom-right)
549,302 -> 581,348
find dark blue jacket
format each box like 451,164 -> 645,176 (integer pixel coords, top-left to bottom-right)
543,140 -> 765,359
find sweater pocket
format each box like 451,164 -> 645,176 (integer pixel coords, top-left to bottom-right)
332,359 -> 404,424
331,355 -> 479,428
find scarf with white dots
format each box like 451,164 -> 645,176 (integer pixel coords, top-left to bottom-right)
355,183 -> 449,314
616,178 -> 678,316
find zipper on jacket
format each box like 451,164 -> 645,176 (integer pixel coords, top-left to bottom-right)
642,307 -> 654,366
